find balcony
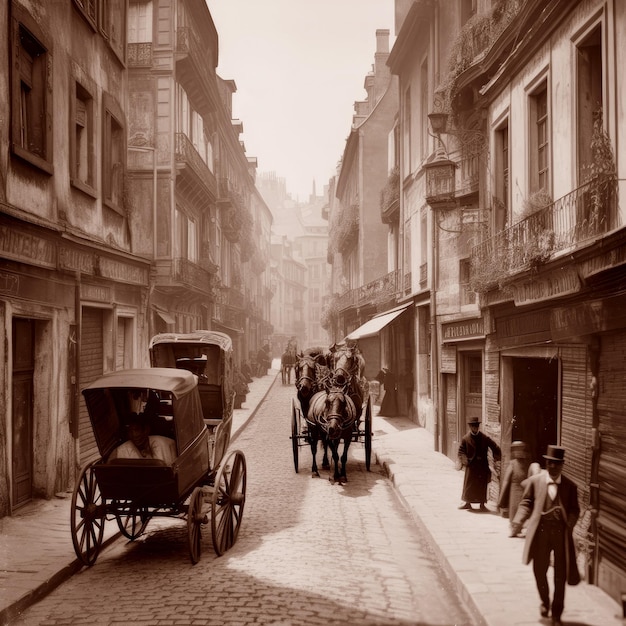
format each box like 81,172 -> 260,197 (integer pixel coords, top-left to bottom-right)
337,270 -> 401,312
328,202 -> 359,256
470,175 -> 618,292
127,42 -> 153,67
175,133 -> 217,198
153,257 -> 214,296
381,166 -> 400,224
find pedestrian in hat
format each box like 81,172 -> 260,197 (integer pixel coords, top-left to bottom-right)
510,445 -> 580,626
457,416 -> 501,511
497,440 -> 531,531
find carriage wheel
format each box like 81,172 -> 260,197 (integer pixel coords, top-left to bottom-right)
115,502 -> 150,540
187,487 -> 204,564
71,461 -> 106,566
364,396 -> 373,471
211,449 -> 247,556
291,398 -> 299,473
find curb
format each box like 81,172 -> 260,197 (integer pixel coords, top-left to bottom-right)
373,448 -> 488,626
231,370 -> 280,443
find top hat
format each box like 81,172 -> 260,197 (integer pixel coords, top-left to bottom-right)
543,445 -> 566,462
467,417 -> 481,426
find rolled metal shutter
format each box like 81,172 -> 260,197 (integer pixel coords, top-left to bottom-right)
596,330 -> 626,596
79,308 -> 104,466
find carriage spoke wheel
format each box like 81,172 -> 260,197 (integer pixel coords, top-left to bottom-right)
291,398 -> 299,473
211,450 -> 247,556
71,462 -> 106,566
187,487 -> 204,564
115,502 -> 149,540
364,396 -> 373,471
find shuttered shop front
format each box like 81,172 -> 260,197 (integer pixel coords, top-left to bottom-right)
79,307 -> 104,466
596,330 -> 626,602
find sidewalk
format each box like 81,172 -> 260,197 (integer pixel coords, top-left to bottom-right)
1,366 -> 623,626
372,412 -> 624,626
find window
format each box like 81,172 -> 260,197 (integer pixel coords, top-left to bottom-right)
128,1 -> 153,43
529,84 -> 549,193
420,59 -> 429,160
576,25 -> 603,184
459,258 -> 476,305
73,0 -> 97,29
103,94 -> 125,213
11,13 -> 52,172
100,0 -> 126,63
494,121 -> 509,231
71,82 -> 95,191
403,87 -> 411,175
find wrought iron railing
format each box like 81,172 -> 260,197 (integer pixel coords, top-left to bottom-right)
175,133 -> 216,191
336,270 -> 401,312
470,175 -> 618,290
127,43 -> 153,67
173,258 -> 212,293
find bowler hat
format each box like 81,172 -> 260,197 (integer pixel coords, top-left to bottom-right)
543,444 -> 566,462
467,417 -> 481,426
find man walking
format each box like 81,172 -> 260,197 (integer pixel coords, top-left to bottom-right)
510,445 -> 580,626
457,416 -> 501,511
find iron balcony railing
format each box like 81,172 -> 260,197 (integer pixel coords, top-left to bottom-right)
337,270 -> 401,312
175,133 -> 216,193
173,258 -> 212,294
470,175 -> 618,288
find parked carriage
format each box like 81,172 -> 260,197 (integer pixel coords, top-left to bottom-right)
71,332 -> 246,566
290,345 -> 372,481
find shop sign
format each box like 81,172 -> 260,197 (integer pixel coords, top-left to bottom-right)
440,344 -> 457,373
579,242 -> 626,278
442,317 -> 484,342
495,309 -> 551,348
511,268 -> 580,306
552,294 -> 626,340
0,225 -> 56,268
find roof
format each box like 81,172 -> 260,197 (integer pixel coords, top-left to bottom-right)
81,368 -> 198,398
148,330 -> 233,353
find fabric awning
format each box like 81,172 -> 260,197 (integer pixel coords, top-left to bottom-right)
345,304 -> 411,341
155,308 -> 175,325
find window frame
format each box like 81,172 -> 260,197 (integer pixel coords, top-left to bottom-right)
528,80 -> 550,194
70,77 -> 97,196
10,6 -> 53,174
102,93 -> 126,215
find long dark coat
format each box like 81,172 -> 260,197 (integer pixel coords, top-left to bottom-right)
458,431 -> 501,503
512,470 -> 581,585
497,457 -> 531,519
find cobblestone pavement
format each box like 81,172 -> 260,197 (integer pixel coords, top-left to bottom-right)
11,376 -> 474,626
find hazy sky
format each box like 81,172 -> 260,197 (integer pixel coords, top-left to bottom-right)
206,0 -> 395,202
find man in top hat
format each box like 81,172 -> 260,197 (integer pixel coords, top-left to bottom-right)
510,445 -> 580,626
457,416 -> 501,511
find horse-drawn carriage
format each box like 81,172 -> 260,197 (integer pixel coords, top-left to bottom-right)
280,338 -> 298,385
71,332 -> 246,566
290,344 -> 372,483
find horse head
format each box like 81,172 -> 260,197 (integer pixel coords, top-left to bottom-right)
309,388 -> 356,440
295,354 -> 317,399
332,346 -> 364,388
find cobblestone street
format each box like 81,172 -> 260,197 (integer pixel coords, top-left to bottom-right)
13,378 -> 474,626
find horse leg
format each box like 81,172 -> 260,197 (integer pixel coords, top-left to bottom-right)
339,437 -> 351,484
321,434 -> 330,470
328,439 -> 341,483
309,427 -> 320,477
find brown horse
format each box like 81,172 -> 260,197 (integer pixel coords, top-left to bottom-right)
308,387 -> 357,483
294,347 -> 332,476
307,344 -> 367,483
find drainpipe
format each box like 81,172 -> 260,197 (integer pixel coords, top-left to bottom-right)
73,270 -> 81,480
431,208 -> 440,452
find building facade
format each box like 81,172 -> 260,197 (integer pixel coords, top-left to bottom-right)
387,0 -> 626,601
0,0 -> 272,518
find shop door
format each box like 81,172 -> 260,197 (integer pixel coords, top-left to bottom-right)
11,319 -> 35,509
79,308 -> 104,466
462,353 -> 483,423
512,358 -> 558,465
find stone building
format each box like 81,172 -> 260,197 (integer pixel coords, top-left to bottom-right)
387,0 -> 626,601
0,0 -> 272,517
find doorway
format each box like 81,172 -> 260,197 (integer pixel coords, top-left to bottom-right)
512,357 -> 559,465
12,318 -> 35,509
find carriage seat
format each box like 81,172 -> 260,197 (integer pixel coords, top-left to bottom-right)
107,457 -> 167,467
199,383 -> 223,422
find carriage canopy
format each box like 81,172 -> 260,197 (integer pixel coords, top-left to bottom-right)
81,368 -> 204,461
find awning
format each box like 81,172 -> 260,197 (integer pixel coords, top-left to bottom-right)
345,304 -> 411,341
155,308 -> 175,325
